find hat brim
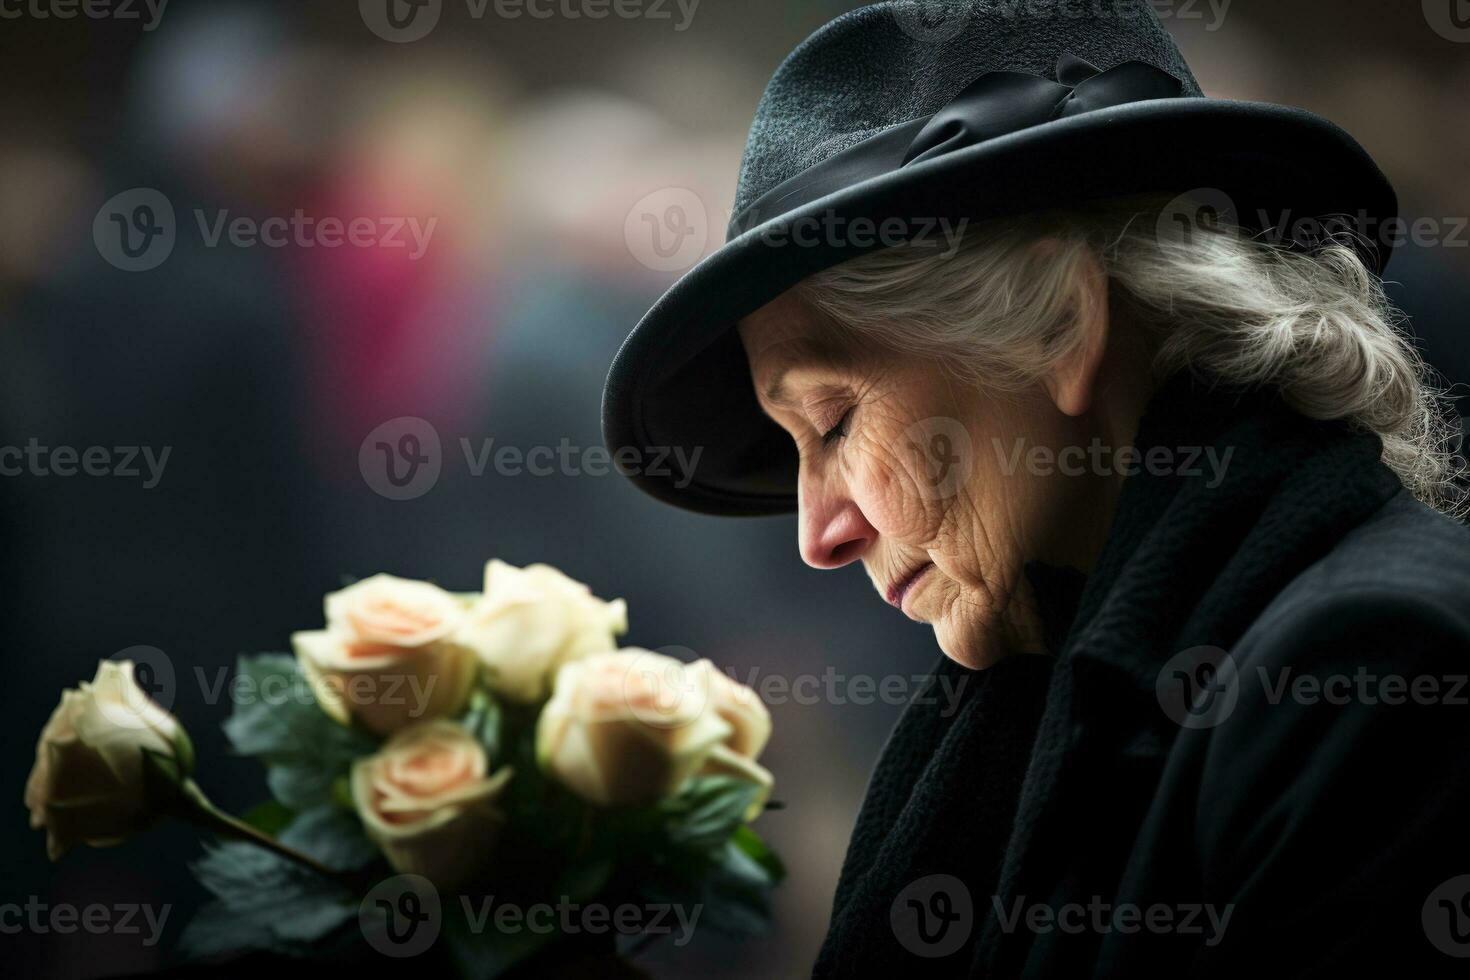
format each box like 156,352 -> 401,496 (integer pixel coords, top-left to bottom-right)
602,98 -> 1398,516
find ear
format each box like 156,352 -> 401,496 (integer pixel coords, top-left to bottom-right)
1041,249 -> 1109,417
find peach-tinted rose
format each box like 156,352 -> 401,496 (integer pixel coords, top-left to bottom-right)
294,575 -> 478,735
351,720 -> 513,890
536,649 -> 772,817
325,573 -> 463,654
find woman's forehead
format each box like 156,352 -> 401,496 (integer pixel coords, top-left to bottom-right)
740,304 -> 856,391
738,292 -> 847,361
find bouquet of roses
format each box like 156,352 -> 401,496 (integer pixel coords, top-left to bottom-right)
25,560 -> 781,975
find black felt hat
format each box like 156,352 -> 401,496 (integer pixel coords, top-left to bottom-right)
601,0 -> 1397,516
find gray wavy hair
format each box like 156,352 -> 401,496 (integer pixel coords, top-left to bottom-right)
795,194 -> 1467,516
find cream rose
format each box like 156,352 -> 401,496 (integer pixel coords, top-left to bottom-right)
691,658 -> 772,759
26,660 -> 193,860
455,560 -> 628,704
351,721 -> 513,890
687,660 -> 774,819
536,649 -> 772,817
293,574 -> 479,736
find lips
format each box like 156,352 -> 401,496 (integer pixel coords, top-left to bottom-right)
884,562 -> 933,609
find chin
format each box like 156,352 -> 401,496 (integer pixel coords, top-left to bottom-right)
932,620 -> 1009,670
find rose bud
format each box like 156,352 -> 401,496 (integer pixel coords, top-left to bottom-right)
26,660 -> 194,860
536,648 -> 769,809
456,560 -> 628,704
351,720 -> 513,891
293,574 -> 479,736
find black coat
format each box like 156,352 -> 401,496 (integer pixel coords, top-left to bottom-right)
815,374 -> 1470,978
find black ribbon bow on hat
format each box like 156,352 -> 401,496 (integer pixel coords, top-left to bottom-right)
728,53 -> 1185,236
902,53 -> 1184,166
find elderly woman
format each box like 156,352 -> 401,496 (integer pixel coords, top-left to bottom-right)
604,4 -> 1470,977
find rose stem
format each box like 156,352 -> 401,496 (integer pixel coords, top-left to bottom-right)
176,780 -> 359,888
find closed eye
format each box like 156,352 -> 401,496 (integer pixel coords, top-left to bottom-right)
821,407 -> 853,446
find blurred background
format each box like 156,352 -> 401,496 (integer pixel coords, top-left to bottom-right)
1,1 -> 1466,976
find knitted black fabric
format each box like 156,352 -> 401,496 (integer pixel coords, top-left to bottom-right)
813,370 -> 1408,977
732,0 -> 1202,218
815,653 -> 1056,977
976,372 -> 1403,976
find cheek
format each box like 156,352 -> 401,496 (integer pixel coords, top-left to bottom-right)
844,419 -> 955,543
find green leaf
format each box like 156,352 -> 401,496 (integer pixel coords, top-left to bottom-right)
330,775 -> 355,810
221,654 -> 379,810
623,829 -> 780,940
278,804 -> 379,872
180,841 -> 357,958
553,857 -> 615,905
442,891 -> 571,980
267,766 -> 337,813
730,825 -> 786,885
460,688 -> 503,762
714,838 -> 772,891
241,800 -> 294,837
498,730 -> 586,855
660,776 -> 760,855
696,840 -> 778,937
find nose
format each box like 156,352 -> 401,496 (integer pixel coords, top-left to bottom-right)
798,474 -> 877,569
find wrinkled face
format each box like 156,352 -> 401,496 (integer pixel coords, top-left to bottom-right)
738,291 -> 1111,668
